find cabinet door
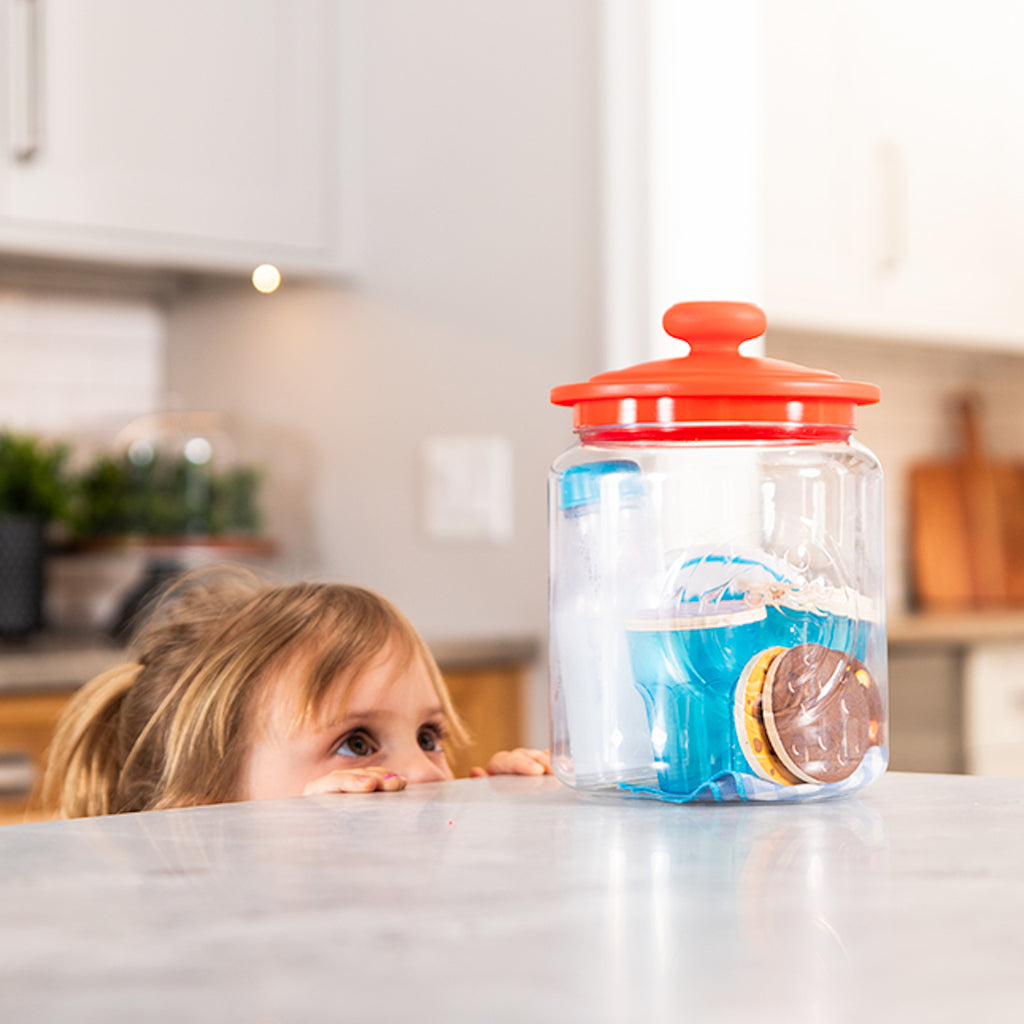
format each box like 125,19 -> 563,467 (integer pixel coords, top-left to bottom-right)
761,4 -> 867,331
965,643 -> 1024,776
442,666 -> 525,779
763,0 -> 1024,348
0,0 -> 339,273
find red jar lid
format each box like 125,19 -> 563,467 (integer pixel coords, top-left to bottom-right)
550,302 -> 880,440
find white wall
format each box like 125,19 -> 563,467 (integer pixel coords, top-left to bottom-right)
164,1 -> 601,646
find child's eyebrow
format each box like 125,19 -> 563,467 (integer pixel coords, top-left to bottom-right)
331,704 -> 447,725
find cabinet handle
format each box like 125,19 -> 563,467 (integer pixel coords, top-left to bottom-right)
876,140 -> 907,275
9,0 -> 41,162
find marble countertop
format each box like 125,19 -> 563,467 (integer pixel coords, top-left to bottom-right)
0,771 -> 1022,1022
0,633 -> 122,693
888,608 -> 1024,646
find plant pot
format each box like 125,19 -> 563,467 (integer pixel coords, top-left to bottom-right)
0,515 -> 46,635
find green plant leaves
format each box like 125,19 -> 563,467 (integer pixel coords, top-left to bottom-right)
0,433 -> 71,521
0,431 -> 263,538
69,452 -> 263,539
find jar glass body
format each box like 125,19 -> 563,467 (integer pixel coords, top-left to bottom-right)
548,429 -> 886,803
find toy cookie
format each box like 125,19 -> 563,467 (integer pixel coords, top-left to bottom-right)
762,643 -> 882,784
734,646 -> 799,785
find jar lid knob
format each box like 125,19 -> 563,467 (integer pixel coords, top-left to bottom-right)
662,301 -> 766,352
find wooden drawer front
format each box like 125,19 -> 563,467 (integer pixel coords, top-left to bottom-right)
443,666 -> 524,779
0,690 -> 77,825
0,691 -> 77,763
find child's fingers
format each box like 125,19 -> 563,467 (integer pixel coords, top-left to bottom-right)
509,748 -> 550,774
510,747 -> 552,774
302,769 -> 407,795
475,748 -> 553,776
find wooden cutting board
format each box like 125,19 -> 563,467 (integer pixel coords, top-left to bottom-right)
910,397 -> 1024,610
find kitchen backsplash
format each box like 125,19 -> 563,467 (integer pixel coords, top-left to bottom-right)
0,289 -> 164,439
4,284 -> 1024,622
0,288 -> 167,633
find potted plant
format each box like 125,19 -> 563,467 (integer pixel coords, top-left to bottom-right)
69,452 -> 264,542
0,432 -> 71,635
67,440 -> 268,641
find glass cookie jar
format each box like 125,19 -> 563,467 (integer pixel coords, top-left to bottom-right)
548,301 -> 886,803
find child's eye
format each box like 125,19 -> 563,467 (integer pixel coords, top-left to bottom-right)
417,724 -> 446,753
335,730 -> 376,758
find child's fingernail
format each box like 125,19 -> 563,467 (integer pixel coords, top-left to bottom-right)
384,773 -> 399,780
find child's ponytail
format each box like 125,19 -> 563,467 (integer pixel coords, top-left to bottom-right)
39,663 -> 143,818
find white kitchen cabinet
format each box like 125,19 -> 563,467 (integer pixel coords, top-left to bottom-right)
0,0 -> 343,275
762,1 -> 1024,349
965,643 -> 1024,776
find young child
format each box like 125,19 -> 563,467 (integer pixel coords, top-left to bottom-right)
41,566 -> 550,818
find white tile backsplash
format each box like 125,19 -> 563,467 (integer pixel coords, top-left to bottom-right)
0,289 -> 168,632
0,290 -> 165,440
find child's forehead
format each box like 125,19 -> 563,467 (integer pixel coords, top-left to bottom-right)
287,632 -> 428,723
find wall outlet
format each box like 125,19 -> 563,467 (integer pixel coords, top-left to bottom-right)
423,435 -> 513,543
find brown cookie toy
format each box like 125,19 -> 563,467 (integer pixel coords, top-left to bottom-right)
762,643 -> 882,785
734,647 -> 800,786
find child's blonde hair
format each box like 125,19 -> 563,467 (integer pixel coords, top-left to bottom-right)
41,566 -> 466,819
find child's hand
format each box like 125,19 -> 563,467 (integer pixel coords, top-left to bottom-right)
469,748 -> 552,777
302,768 -> 407,795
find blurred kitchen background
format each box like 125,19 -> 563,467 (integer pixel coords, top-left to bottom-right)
1,0 -> 1023,814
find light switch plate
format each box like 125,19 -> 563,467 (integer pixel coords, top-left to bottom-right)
423,435 -> 513,542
